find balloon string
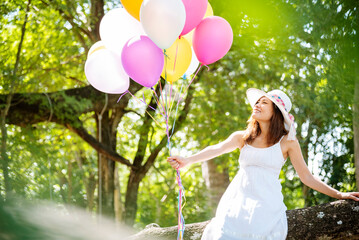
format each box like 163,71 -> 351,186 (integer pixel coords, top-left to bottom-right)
169,83 -> 184,139
117,90 -> 129,103
162,50 -> 168,113
176,169 -> 186,240
176,64 -> 204,110
167,38 -> 179,120
127,90 -> 162,126
151,87 -> 166,116
158,75 -> 166,114
165,101 -> 186,240
166,83 -> 175,120
167,84 -> 176,120
161,63 -> 186,239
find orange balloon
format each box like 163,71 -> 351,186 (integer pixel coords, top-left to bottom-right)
121,0 -> 143,21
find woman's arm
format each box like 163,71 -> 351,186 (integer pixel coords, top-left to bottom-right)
167,131 -> 244,169
288,139 -> 359,201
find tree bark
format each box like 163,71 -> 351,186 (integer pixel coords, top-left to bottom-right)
202,159 -> 230,216
129,200 -> 359,240
124,169 -> 143,225
114,163 -> 123,222
97,110 -> 116,218
89,0 -> 104,42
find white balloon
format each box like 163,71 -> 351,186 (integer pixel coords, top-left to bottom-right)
85,49 -> 129,94
99,8 -> 145,54
184,47 -> 200,78
140,0 -> 186,49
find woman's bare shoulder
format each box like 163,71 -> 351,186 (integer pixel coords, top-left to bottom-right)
232,130 -> 246,149
281,134 -> 299,150
231,130 -> 246,139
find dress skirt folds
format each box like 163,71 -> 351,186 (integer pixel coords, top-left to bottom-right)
201,138 -> 288,240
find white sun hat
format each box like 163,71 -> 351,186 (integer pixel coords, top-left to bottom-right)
246,88 -> 296,140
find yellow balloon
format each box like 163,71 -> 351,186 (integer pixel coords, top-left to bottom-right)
205,2 -> 214,18
183,30 -> 194,47
121,0 -> 143,21
162,38 -> 192,84
183,3 -> 214,46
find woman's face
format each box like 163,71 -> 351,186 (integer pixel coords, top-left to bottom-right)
252,96 -> 274,121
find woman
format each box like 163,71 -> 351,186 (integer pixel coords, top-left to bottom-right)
167,88 -> 359,240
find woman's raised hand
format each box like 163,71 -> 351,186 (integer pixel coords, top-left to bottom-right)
339,192 -> 359,201
167,156 -> 189,169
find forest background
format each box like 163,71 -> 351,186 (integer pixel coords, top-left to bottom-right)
1,0 -> 358,231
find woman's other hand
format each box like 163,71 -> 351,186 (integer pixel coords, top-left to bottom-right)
167,156 -> 189,169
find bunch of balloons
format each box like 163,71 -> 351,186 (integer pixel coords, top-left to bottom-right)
84,1 -> 233,239
85,0 -> 233,93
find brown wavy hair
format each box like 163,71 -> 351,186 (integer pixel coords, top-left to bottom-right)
243,102 -> 288,145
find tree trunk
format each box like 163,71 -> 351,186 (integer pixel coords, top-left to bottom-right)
97,110 -> 116,218
86,172 -> 96,212
114,163 -> 123,222
129,200 -> 359,240
124,169 -> 143,226
202,159 -> 230,216
90,0 -> 104,41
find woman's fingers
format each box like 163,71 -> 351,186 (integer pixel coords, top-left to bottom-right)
167,156 -> 187,169
167,156 -> 180,169
350,192 -> 359,201
342,192 -> 359,201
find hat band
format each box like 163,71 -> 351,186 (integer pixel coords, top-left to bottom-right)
271,94 -> 287,111
271,94 -> 295,123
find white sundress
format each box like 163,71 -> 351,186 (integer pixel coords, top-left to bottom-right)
201,137 -> 288,240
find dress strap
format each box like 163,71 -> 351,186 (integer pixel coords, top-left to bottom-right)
279,135 -> 285,143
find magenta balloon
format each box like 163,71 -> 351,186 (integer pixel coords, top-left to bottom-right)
121,35 -> 164,88
180,0 -> 208,36
193,16 -> 233,65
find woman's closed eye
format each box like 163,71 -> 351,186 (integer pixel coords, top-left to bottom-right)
256,100 -> 268,105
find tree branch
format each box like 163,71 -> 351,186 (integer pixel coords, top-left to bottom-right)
1,83 -> 142,126
1,82 -> 143,167
132,83 -> 163,169
65,121 -> 135,169
129,200 -> 359,240
40,0 -> 92,50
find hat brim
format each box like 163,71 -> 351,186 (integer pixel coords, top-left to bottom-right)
246,88 -> 292,131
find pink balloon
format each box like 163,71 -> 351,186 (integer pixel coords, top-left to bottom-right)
122,35 -> 164,88
180,0 -> 208,36
193,16 -> 233,65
